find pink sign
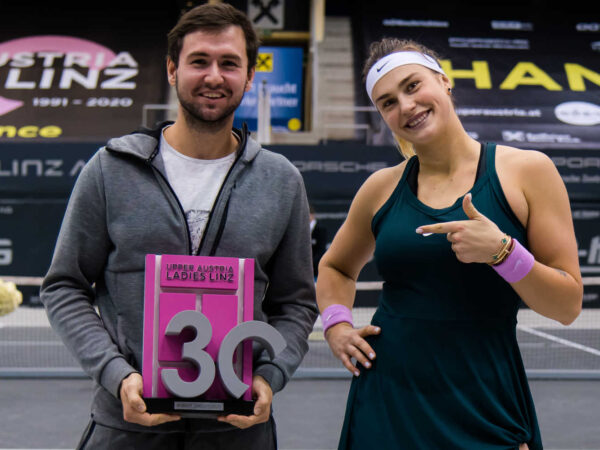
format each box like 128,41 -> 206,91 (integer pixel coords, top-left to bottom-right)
142,254 -> 255,409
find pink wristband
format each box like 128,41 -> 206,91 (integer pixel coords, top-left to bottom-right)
492,238 -> 535,283
321,304 -> 353,334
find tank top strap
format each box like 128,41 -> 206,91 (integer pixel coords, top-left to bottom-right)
484,141 -> 497,178
371,156 -> 417,235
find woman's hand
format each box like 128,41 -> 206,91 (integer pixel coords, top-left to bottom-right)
325,322 -> 381,376
416,193 -> 505,264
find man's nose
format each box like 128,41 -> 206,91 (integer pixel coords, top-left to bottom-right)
204,62 -> 224,86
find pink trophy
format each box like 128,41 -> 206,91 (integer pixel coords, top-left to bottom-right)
142,254 -> 286,417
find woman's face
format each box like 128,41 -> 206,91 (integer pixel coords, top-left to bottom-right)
371,64 -> 453,147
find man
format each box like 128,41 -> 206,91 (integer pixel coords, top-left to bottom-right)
41,3 -> 317,449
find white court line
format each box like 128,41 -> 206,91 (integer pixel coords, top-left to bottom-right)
518,325 -> 600,358
1,341 -> 65,346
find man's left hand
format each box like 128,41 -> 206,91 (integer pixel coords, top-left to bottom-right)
217,375 -> 272,429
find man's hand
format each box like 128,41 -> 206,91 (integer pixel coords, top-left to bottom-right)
120,373 -> 181,426
217,375 -> 272,429
416,193 -> 505,264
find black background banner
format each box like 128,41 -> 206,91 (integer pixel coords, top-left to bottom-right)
1,143 -> 597,200
350,1 -> 600,149
3,141 -> 599,307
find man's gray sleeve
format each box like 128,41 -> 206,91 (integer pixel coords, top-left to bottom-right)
40,153 -> 136,398
253,173 -> 319,393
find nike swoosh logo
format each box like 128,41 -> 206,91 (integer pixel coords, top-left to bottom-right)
326,314 -> 333,321
513,259 -> 523,273
376,61 -> 390,72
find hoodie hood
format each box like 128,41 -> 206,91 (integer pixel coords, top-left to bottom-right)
104,121 -> 261,164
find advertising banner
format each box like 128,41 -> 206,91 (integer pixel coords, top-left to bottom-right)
351,3 -> 600,149
0,198 -> 67,278
2,142 -> 598,307
572,203 -> 600,308
0,5 -> 177,142
234,46 -> 304,132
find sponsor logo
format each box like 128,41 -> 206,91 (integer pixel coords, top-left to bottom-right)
382,19 -> 449,28
552,156 -> 600,169
502,130 -> 581,144
0,125 -> 62,138
573,210 -> 600,220
448,37 -> 529,50
0,158 -> 86,177
0,35 -> 138,117
292,161 -> 388,173
0,239 -> 12,265
586,236 -> 600,265
440,60 -> 599,91
376,61 -> 390,72
555,102 -> 600,126
592,41 -> 600,51
576,23 -> 600,32
457,107 -> 541,118
491,20 -> 533,31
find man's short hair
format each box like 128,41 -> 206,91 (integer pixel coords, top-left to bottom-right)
167,2 -> 260,74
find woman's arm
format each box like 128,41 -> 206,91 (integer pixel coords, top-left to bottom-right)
317,165 -> 403,374
417,149 -> 583,325
509,150 -> 582,324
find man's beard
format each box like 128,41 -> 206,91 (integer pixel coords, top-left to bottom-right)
176,79 -> 245,132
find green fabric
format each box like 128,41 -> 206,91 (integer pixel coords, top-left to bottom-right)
338,143 -> 542,450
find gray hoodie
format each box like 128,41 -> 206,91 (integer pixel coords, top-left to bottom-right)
41,124 -> 318,432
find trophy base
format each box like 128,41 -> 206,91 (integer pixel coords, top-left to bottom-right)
144,397 -> 254,418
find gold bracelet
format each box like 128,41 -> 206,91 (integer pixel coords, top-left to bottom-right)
488,234 -> 513,266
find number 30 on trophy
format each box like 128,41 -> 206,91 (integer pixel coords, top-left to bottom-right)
142,254 -> 286,417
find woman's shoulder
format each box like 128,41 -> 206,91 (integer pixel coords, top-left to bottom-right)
360,159 -> 409,194
495,144 -> 553,166
495,144 -> 556,177
350,159 -> 409,218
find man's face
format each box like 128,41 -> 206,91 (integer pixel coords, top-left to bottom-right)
167,25 -> 255,128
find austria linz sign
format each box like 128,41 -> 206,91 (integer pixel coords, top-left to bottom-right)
142,254 -> 286,417
0,35 -> 164,141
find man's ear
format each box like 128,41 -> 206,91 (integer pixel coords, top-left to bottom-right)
245,67 -> 256,92
167,57 -> 177,87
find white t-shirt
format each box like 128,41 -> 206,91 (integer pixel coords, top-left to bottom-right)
160,129 -> 236,253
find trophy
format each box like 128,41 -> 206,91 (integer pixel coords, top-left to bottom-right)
142,254 -> 286,418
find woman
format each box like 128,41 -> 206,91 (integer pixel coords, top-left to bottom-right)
316,38 -> 582,450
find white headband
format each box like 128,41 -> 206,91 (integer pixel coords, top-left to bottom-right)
366,51 -> 445,103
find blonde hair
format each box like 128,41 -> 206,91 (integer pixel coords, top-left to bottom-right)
363,38 -> 444,160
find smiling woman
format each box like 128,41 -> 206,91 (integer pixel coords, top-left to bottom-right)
316,37 -> 583,450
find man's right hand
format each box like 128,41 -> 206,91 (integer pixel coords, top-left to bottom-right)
120,373 -> 181,426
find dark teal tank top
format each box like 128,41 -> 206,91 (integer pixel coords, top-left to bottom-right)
338,143 -> 542,450
372,142 -> 526,321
